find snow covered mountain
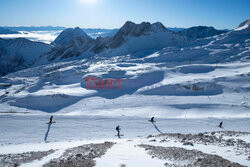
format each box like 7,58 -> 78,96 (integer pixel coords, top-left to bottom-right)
42,27 -> 94,62
41,21 -> 187,63
92,21 -> 186,55
235,18 -> 250,31
52,27 -> 93,46
0,19 -> 249,117
178,26 -> 227,40
0,19 -> 250,167
0,38 -> 52,75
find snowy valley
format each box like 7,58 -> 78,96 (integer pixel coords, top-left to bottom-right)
0,19 -> 250,167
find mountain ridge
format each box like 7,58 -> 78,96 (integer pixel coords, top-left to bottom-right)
0,19 -> 249,76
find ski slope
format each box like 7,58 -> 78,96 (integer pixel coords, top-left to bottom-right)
0,19 -> 249,167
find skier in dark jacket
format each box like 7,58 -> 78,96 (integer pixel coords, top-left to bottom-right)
116,125 -> 121,136
150,117 -> 155,122
219,121 -> 223,128
49,116 -> 53,124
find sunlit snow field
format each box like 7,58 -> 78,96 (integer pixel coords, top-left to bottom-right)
0,115 -> 249,145
0,26 -> 250,167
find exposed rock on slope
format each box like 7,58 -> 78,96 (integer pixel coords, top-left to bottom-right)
92,21 -> 187,54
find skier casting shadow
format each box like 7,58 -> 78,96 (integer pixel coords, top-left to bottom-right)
116,125 -> 123,138
149,117 -> 163,134
44,116 -> 56,142
218,121 -> 223,128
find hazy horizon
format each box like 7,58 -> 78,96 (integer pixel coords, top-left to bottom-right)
0,0 -> 249,30
0,21 -> 236,30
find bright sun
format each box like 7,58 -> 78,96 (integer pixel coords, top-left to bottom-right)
80,0 -> 97,4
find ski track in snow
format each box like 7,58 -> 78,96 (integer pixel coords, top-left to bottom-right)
95,140 -> 166,167
3,135 -> 250,167
0,20 -> 250,167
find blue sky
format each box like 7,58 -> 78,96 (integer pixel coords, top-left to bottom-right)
0,0 -> 249,29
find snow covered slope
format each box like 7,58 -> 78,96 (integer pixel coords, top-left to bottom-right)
0,19 -> 249,118
0,38 -> 52,75
0,19 -> 250,167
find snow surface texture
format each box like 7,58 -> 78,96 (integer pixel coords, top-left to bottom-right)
0,19 -> 249,117
0,19 -> 250,167
0,130 -> 249,167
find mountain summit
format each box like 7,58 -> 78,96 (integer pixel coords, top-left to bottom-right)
52,27 -> 93,46
109,21 -> 169,48
235,18 -> 250,31
44,21 -> 187,61
91,21 -> 187,55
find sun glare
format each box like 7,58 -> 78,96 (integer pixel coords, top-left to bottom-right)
80,0 -> 97,4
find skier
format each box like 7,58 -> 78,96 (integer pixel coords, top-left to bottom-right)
44,116 -> 54,142
116,125 -> 121,136
219,121 -> 223,128
150,117 -> 155,122
49,116 -> 53,124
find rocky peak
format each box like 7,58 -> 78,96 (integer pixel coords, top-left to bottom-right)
52,27 -> 93,46
110,21 -> 168,48
235,18 -> 250,31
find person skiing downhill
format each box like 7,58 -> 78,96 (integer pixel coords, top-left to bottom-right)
116,125 -> 121,136
44,116 -> 55,142
49,116 -> 53,124
150,117 -> 155,122
219,121 -> 223,128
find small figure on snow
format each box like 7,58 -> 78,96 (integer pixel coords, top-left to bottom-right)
150,117 -> 155,122
49,116 -> 53,124
44,116 -> 55,142
116,125 -> 121,136
219,121 -> 223,128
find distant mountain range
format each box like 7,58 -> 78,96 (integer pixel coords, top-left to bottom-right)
1,26 -> 66,31
0,19 -> 248,76
0,26 -> 184,32
178,26 -> 228,40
